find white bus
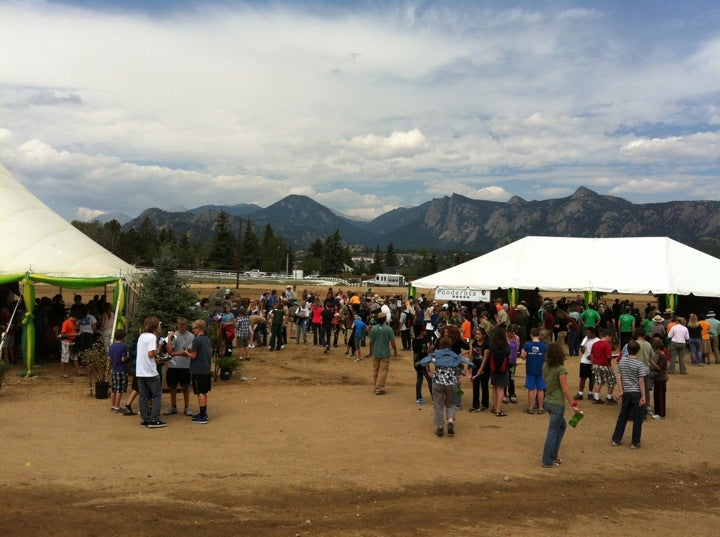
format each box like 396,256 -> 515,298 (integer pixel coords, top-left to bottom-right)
362,273 -> 406,287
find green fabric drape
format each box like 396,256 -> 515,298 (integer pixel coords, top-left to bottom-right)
507,288 -> 518,307
1,273 -> 127,377
665,294 -> 678,313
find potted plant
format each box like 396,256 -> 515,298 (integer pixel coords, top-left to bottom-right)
214,355 -> 241,381
79,340 -> 111,399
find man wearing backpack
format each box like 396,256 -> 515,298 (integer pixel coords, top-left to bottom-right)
399,303 -> 414,351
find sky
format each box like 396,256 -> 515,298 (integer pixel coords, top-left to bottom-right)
1,0 -> 719,222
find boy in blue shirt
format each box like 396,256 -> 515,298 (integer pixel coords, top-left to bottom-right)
521,328 -> 547,414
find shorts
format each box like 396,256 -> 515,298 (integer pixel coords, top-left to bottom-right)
191,373 -> 212,395
579,362 -> 593,379
525,374 -> 546,390
235,336 -> 249,348
61,340 -> 77,363
111,371 -> 128,393
592,365 -> 616,388
166,367 -> 191,389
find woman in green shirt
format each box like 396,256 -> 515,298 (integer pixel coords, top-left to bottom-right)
541,343 -> 582,468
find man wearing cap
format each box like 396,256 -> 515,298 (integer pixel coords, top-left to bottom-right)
706,311 -> 720,364
368,311 -> 398,395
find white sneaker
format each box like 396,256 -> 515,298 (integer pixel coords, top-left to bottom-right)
184,407 -> 193,416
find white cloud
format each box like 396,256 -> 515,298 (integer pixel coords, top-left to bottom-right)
338,129 -> 428,159
76,207 -> 105,221
609,179 -> 679,195
0,1 -> 718,221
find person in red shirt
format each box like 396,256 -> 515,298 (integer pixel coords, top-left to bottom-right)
60,313 -> 85,378
590,329 -> 617,404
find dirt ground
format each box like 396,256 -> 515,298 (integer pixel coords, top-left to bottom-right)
1,284 -> 719,536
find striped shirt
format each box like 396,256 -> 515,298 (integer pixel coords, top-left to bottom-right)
617,355 -> 646,393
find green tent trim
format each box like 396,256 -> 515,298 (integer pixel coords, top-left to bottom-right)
1,273 -> 129,378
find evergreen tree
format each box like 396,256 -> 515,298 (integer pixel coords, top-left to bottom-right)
131,244 -> 200,337
206,211 -> 236,270
385,242 -> 398,267
309,237 -> 324,259
321,229 -> 345,274
370,245 -> 384,273
177,232 -> 194,268
104,219 -> 122,253
138,217 -> 158,265
242,219 -> 262,269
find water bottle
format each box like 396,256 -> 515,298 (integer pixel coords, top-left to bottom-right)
568,411 -> 584,428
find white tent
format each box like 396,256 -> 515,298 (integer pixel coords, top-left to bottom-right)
0,162 -> 135,279
412,236 -> 720,298
0,161 -> 136,376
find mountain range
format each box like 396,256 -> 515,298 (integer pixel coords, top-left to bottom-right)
119,187 -> 720,255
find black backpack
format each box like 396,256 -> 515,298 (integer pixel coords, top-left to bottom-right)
404,311 -> 414,329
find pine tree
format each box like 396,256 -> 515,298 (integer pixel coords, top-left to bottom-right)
385,242 -> 398,267
242,219 -> 262,270
321,229 -> 345,275
206,211 -> 236,270
131,244 -> 200,337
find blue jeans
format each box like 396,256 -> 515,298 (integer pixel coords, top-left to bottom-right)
542,402 -> 566,466
612,391 -> 644,446
295,318 -> 307,343
688,338 -> 702,364
138,375 -> 162,422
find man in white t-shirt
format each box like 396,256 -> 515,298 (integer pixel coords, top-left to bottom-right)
136,316 -> 166,428
575,326 -> 599,400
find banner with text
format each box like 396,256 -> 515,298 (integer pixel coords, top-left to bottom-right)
435,288 -> 491,302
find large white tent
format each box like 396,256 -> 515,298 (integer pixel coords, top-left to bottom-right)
0,162 -> 136,375
0,162 -> 135,279
412,236 -> 720,298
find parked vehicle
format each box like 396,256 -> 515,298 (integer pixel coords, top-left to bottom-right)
361,273 -> 406,287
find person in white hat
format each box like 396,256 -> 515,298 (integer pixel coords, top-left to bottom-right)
705,311 -> 720,364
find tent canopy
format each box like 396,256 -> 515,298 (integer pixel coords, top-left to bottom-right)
412,236 -> 720,298
0,162 -> 136,281
0,161 -> 135,377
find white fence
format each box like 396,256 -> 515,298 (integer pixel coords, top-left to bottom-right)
135,267 -> 350,287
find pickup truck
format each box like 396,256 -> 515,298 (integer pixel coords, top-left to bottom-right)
244,269 -> 266,277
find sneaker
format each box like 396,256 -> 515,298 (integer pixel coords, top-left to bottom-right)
503,395 -> 510,404
111,407 -> 120,412
587,393 -> 594,400
447,422 -> 454,436
147,420 -> 168,428
469,407 -> 481,413
416,398 -> 425,405
163,407 -> 178,415
192,414 -> 208,424
651,414 -> 662,420
542,462 -> 559,468
354,358 -> 361,362
436,427 -> 444,437
248,344 -> 255,348
123,405 -> 136,416
480,406 -> 489,412
140,419 -> 150,427
606,397 -> 618,405
592,398 -> 605,404
573,393 -> 584,401
184,407 -> 193,416
630,443 -> 640,449
537,408 -> 545,415
525,408 -> 534,414
509,395 -> 517,403
611,440 -> 620,446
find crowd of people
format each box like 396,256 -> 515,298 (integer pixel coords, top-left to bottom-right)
2,286 -> 717,458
